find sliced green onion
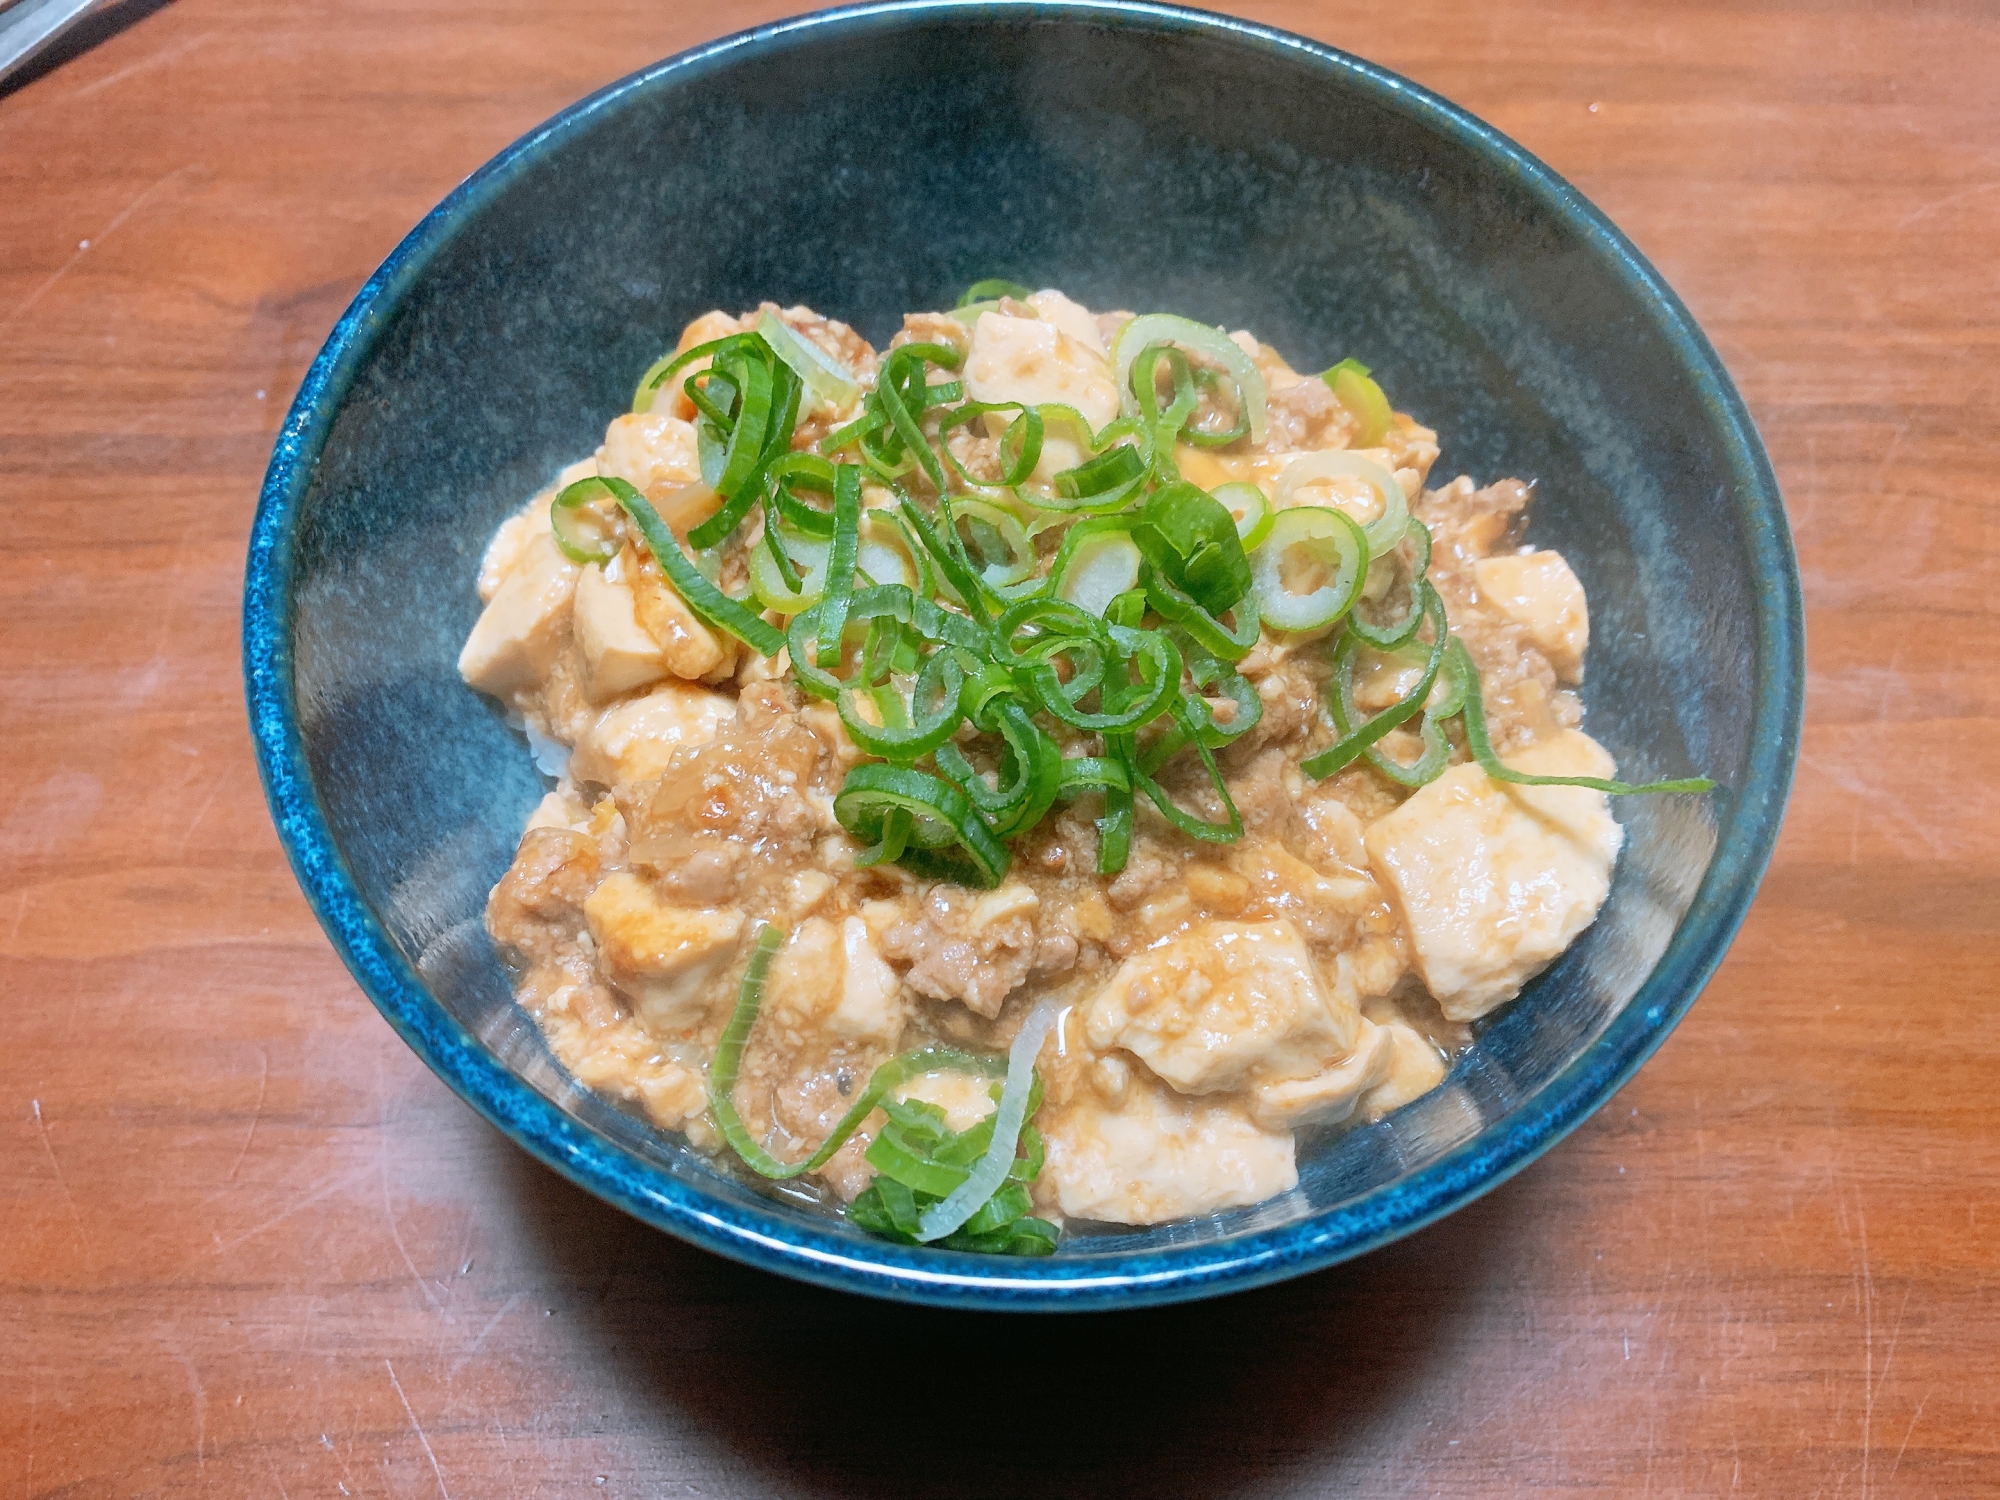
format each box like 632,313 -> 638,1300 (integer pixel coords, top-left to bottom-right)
549,479 -> 620,564
937,400 -> 1045,490
707,924 -> 1010,1180
897,492 -> 997,627
755,309 -> 861,409
594,475 -> 784,656
1348,517 -> 1436,649
1048,441 -> 1148,513
1301,583 -> 1449,781
813,464 -> 864,666
748,524 -> 828,613
1272,450 -> 1409,558
958,278 -> 1035,307
1181,365 -> 1251,449
1141,651 -> 1264,770
631,332 -> 734,415
1453,638 -> 1718,795
1050,518 -> 1143,617
1145,569 -> 1260,662
1249,504 -> 1368,634
870,342 -> 961,495
1214,480 -> 1272,550
1078,735 -> 1135,874
833,763 -> 1010,887
936,699 -> 1063,839
1130,480 -> 1253,616
915,1002 -> 1060,1242
836,649 -> 965,761
950,498 -> 1038,592
1134,699 -> 1243,843
1324,357 -> 1393,447
1128,343 -> 1201,475
766,451 -> 838,536
1111,313 -> 1268,445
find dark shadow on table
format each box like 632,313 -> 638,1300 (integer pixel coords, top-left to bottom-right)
503,1146 -> 1514,1500
1,0 -> 177,101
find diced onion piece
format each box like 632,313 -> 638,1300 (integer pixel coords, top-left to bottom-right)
1214,480 -> 1272,550
1110,313 -> 1267,445
1250,504 -> 1368,633
1052,525 -> 1143,617
916,1001 -> 1060,1242
756,310 -> 861,410
1272,450 -> 1408,558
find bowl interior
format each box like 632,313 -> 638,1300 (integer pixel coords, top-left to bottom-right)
256,3 -> 1795,1303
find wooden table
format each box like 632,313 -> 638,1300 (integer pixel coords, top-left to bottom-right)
4,1 -> 1995,1493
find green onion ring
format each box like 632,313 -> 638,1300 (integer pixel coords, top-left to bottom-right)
1134,698 -> 1244,843
1110,313 -> 1268,446
937,400 -> 1045,491
1249,504 -> 1368,634
836,649 -> 966,761
549,478 -> 620,565
1348,517 -> 1436,649
834,763 -> 1011,887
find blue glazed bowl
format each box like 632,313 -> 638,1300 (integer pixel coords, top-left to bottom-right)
244,1 -> 1801,1309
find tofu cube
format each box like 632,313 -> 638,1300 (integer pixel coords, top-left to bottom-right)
596,411 -> 703,494
965,310 -> 1121,487
457,532 -> 578,696
1472,549 -> 1590,682
628,558 -> 730,682
569,682 -> 733,788
1363,729 -> 1624,1021
574,562 -> 671,702
582,873 -> 743,1035
764,916 -> 908,1048
1041,1071 -> 1297,1225
1082,919 -> 1366,1097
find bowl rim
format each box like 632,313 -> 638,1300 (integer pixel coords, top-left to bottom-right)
243,0 -> 1803,1311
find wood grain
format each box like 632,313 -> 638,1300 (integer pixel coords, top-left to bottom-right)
2,1 -> 1996,1494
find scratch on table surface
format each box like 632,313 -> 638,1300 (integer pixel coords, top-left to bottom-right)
183,767 -> 231,841
0,165 -> 194,334
227,1048 -> 270,1184
30,1098 -> 89,1261
379,1140 -> 445,1317
165,1345 -> 208,1478
71,31 -> 214,100
22,1369 -> 37,1500
448,1291 -> 524,1380
210,1165 -> 372,1256
1889,1394 -> 1928,1476
1856,1197 -> 1875,1498
1896,179 -> 2000,229
385,1360 -> 451,1500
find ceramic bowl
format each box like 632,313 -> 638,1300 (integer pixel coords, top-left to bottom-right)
244,1 -> 1802,1309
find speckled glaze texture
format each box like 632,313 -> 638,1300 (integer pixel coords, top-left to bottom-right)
243,1 -> 1802,1309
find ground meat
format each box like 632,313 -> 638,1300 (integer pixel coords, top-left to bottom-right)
487,827 -> 599,965
1105,842 -> 1179,912
891,311 -> 971,357
1262,374 -> 1351,452
879,884 -> 1050,1018
619,707 -> 827,886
